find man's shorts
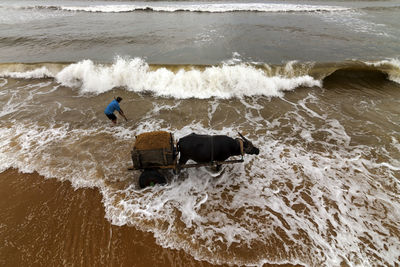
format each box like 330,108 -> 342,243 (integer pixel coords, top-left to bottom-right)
106,113 -> 117,121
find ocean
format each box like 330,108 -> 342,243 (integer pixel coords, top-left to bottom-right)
0,0 -> 399,266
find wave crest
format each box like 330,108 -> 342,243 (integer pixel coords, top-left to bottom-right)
54,58 -> 321,98
18,3 -> 350,14
2,57 -> 399,99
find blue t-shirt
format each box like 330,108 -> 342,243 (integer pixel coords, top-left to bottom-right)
104,99 -> 121,115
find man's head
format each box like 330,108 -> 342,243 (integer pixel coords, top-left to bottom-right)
116,96 -> 122,102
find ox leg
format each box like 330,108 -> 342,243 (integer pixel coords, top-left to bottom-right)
216,164 -> 222,171
178,157 -> 188,166
211,163 -> 222,172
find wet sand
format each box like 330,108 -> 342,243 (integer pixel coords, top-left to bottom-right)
0,169 -> 300,267
0,169 -> 219,267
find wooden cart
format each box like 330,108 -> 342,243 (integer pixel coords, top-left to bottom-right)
130,131 -> 243,188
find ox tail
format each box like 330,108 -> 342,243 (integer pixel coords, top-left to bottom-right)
174,140 -> 181,160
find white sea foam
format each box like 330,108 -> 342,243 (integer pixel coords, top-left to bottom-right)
321,10 -> 390,37
0,121 -> 136,188
0,4 -> 70,24
54,57 -> 321,98
222,52 -> 244,65
1,57 -> 317,98
0,81 -> 56,118
0,66 -> 54,79
5,57 -> 399,100
0,78 -> 7,87
55,3 -> 349,14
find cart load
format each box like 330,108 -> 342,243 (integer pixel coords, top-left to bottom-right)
131,131 -> 177,188
131,131 -> 177,170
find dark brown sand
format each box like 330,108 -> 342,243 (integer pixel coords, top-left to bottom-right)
0,169 -> 302,267
0,169 -> 218,267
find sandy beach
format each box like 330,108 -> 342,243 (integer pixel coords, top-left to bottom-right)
0,169 -> 224,267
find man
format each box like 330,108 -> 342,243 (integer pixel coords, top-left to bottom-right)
104,96 -> 128,124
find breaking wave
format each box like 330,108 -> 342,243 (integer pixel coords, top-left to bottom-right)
1,57 -> 399,99
13,3 -> 351,14
0,58 -> 322,99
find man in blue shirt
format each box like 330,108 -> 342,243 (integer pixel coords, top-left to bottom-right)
104,97 -> 127,124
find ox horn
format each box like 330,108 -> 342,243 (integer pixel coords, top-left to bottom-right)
238,132 -> 249,142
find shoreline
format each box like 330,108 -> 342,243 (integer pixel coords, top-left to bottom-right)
0,168 -> 304,267
0,169 -> 221,267
0,169 -> 301,267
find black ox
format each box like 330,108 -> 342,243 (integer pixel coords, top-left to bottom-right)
177,133 -> 259,165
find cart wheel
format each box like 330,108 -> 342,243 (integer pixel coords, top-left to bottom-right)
139,170 -> 166,189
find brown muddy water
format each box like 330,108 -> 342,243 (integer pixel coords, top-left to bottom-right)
0,60 -> 399,266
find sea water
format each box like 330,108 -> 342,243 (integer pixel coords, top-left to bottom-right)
0,1 -> 399,266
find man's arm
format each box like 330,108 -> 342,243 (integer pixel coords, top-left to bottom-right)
118,109 -> 128,121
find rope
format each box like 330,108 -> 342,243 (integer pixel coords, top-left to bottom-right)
236,138 -> 244,159
210,136 -> 214,162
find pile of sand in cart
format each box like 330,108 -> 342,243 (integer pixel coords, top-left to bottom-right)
133,131 -> 173,150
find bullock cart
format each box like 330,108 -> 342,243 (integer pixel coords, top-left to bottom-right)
129,131 -> 244,188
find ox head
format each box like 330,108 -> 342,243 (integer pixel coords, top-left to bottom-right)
238,133 -> 260,155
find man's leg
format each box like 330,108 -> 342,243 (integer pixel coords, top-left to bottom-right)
106,113 -> 117,124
